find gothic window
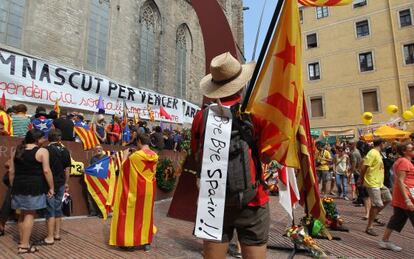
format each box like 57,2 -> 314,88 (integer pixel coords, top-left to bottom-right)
139,2 -> 160,90
86,0 -> 109,73
0,0 -> 26,48
175,25 -> 187,99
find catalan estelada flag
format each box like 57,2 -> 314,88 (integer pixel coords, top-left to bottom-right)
298,0 -> 351,6
246,0 -> 303,168
0,110 -> 13,136
74,122 -> 99,150
109,149 -> 158,247
84,156 -> 116,219
297,103 -> 326,223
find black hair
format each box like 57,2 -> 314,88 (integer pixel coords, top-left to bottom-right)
14,129 -> 44,161
137,133 -> 151,146
6,107 -> 14,114
35,106 -> 46,114
155,126 -> 162,133
396,143 -> 410,157
49,110 -> 58,119
48,129 -> 62,142
373,138 -> 384,147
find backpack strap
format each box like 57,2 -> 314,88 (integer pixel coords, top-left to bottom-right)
230,104 -> 264,187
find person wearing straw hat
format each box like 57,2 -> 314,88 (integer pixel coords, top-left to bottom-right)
192,52 -> 274,259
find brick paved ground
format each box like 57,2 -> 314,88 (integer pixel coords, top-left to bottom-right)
0,196 -> 413,259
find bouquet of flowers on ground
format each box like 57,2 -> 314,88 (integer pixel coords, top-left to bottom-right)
301,216 -> 330,239
286,225 -> 326,257
322,197 -> 344,229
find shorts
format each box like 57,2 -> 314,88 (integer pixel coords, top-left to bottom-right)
387,206 -> 414,232
45,185 -> 65,219
221,203 -> 270,246
367,186 -> 392,207
11,194 -> 47,211
317,170 -> 330,183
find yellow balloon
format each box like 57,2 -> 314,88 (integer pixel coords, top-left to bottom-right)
386,105 -> 398,115
362,112 -> 373,121
403,110 -> 414,120
363,119 -> 372,126
410,105 -> 414,114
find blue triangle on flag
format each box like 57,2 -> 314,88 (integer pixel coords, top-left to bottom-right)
84,156 -> 110,178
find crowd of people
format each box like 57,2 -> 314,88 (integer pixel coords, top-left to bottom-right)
0,103 -> 187,152
315,136 -> 414,252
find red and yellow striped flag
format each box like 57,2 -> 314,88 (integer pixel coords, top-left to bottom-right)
297,103 -> 325,223
74,126 -> 100,150
298,0 -> 351,6
84,159 -> 116,219
247,0 -> 303,168
109,149 -> 158,247
0,110 -> 13,136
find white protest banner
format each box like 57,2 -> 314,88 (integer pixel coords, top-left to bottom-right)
182,100 -> 201,124
195,105 -> 232,241
0,49 -> 199,123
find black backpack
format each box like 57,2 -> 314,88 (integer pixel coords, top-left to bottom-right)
198,103 -> 263,208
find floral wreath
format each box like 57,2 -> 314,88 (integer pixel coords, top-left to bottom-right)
156,158 -> 177,192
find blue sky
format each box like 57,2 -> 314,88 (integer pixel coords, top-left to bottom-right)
243,0 -> 279,61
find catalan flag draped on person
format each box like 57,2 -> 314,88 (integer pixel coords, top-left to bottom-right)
0,110 -> 13,136
298,0 -> 351,6
109,148 -> 158,247
0,92 -> 13,136
246,0 -> 326,222
84,156 -> 116,219
74,121 -> 100,150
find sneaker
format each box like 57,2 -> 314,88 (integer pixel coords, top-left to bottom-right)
143,244 -> 151,252
343,196 -> 350,201
379,241 -> 402,252
365,228 -> 379,236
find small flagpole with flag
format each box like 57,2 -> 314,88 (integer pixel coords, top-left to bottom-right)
53,99 -> 60,118
278,166 -> 300,219
0,92 -> 6,108
97,96 -> 105,114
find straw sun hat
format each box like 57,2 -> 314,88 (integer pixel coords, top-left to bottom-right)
200,52 -> 256,99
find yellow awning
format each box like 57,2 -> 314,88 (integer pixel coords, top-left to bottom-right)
362,125 -> 411,141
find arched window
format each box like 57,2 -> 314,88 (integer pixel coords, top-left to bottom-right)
175,25 -> 187,99
139,1 -> 160,90
86,0 -> 109,73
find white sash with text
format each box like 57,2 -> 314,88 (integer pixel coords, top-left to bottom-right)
194,105 -> 232,241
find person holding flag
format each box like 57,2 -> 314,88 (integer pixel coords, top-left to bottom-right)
84,145 -> 108,218
110,133 -> 159,251
192,52 -> 274,259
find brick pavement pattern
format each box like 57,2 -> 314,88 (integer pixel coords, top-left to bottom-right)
0,196 -> 413,258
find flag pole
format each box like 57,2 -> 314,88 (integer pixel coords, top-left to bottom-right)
251,0 -> 268,61
241,0 -> 285,112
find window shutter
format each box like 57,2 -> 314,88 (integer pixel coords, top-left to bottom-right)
311,97 -> 324,117
363,91 -> 379,112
